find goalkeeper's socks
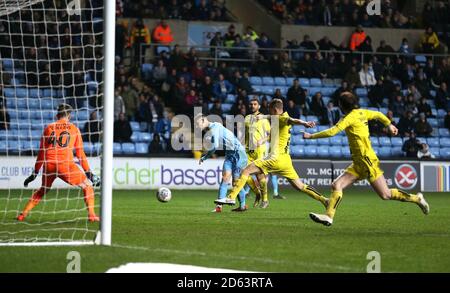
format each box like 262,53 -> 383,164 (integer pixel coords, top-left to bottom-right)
390,189 -> 420,203
229,175 -> 249,200
21,189 -> 45,217
83,185 -> 96,217
302,184 -> 328,206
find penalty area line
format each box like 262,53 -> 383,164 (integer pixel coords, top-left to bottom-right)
111,243 -> 357,272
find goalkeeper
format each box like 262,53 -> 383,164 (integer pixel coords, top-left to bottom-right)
17,104 -> 100,222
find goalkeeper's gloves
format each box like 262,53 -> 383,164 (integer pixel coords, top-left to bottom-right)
86,171 -> 101,187
24,172 -> 37,187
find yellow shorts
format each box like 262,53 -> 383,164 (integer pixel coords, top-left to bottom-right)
345,155 -> 384,183
246,148 -> 266,163
253,154 -> 299,180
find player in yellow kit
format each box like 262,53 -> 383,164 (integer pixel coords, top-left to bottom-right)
215,99 -> 329,208
244,97 -> 271,208
303,92 -> 430,226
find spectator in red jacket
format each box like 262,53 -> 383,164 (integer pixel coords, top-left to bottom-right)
152,20 -> 174,45
349,25 -> 367,51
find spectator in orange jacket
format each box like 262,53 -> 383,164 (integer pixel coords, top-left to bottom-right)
153,20 -> 174,45
349,25 -> 366,51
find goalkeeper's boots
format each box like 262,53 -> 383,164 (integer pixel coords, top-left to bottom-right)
88,214 -> 100,222
17,213 -> 26,222
417,192 -> 430,215
211,205 -> 222,213
214,197 -> 235,206
309,213 -> 333,227
253,193 -> 261,208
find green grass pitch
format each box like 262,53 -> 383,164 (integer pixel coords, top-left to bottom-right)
0,189 -> 449,272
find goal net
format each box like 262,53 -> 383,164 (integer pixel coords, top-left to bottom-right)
0,0 -> 113,245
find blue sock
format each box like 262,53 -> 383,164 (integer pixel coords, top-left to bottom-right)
243,184 -> 250,194
218,181 -> 229,199
271,175 -> 279,196
238,189 -> 246,208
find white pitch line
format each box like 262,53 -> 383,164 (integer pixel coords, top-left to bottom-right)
111,243 -> 357,272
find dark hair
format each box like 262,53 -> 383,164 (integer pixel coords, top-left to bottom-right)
57,103 -> 73,118
269,98 -> 283,110
339,92 -> 359,113
249,97 -> 260,104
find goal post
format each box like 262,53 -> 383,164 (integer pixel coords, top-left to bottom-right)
0,0 -> 114,246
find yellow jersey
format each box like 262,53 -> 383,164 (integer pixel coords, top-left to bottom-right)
311,109 -> 391,158
268,112 -> 292,159
245,111 -> 270,154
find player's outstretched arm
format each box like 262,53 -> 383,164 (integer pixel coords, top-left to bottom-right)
25,135 -> 45,187
303,126 -> 342,140
288,118 -> 316,128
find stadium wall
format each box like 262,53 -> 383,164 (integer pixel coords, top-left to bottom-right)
281,25 -> 425,51
0,157 -> 443,192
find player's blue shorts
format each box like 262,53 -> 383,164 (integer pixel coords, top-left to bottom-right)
223,149 -> 248,179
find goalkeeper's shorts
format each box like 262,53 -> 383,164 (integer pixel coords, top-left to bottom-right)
41,163 -> 88,188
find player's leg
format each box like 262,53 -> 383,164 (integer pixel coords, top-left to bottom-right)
215,163 -> 263,205
288,178 -> 328,207
213,159 -> 233,212
271,175 -> 285,199
257,173 -> 269,208
17,172 -> 56,221
370,175 -> 430,214
232,153 -> 249,212
60,164 -> 99,222
309,171 -> 357,226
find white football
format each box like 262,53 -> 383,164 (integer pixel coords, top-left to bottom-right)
156,187 -> 172,203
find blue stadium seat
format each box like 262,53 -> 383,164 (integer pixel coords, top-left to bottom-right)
317,147 -> 329,158
261,86 -> 274,95
141,63 -> 154,80
40,99 -> 53,110
29,89 -> 41,99
28,99 -> 39,110
274,77 -> 286,86
2,58 -> 13,69
130,122 -> 140,132
359,98 -> 369,107
329,147 -> 342,158
322,79 -> 334,87
415,55 -> 427,64
439,148 -> 450,159
4,88 -> 16,98
341,147 -> 351,158
391,137 -> 403,147
113,143 -> 122,155
379,147 -> 392,158
427,138 -> 440,148
437,109 -> 446,118
291,135 -> 304,145
428,118 -> 438,128
8,110 -> 19,120
156,46 -> 170,54
291,125 -> 304,134
262,77 -> 274,85
379,107 -> 388,115
378,137 -> 391,146
225,94 -> 236,104
221,103 -> 233,112
439,138 -> 450,147
18,129 -> 29,140
430,147 -> 440,158
83,142 -> 94,154
321,88 -> 335,96
299,78 -> 310,87
278,87 -> 287,95
373,147 -> 380,156
370,137 -> 379,147
290,146 -> 304,158
31,130 -> 41,140
139,122 -> 148,132
330,136 -> 342,146
429,90 -> 436,97
318,138 -> 330,146
286,77 -> 295,86
252,85 -> 262,93
305,115 -> 319,123
22,140 -> 39,152
439,128 -> 450,137
355,88 -> 368,97
310,78 -> 322,87
317,125 -> 328,132
0,141 -> 7,152
16,99 -> 27,109
135,143 -> 148,154
139,132 -> 152,143
130,132 -> 140,142
122,143 -> 136,155
308,87 -> 322,95
391,147 -> 403,157
250,76 -> 262,85
305,138 -> 317,145
304,147 -> 318,158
